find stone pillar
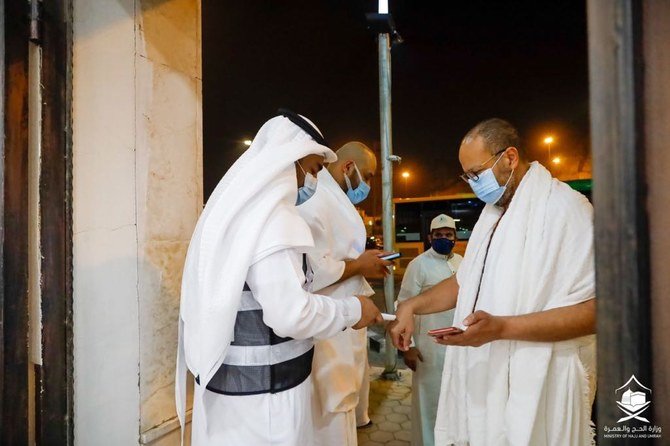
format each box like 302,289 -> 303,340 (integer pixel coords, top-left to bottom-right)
135,1 -> 202,444
72,1 -> 201,444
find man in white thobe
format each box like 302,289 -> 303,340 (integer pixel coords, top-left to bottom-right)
298,141 -> 391,445
176,112 -> 383,445
397,214 -> 463,446
390,118 -> 596,446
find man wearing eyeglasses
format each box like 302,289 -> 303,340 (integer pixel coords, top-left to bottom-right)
390,118 -> 596,446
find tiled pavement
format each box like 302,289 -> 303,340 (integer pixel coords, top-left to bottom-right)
357,366 -> 413,446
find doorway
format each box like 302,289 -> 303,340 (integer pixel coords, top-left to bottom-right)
1,1 -> 73,444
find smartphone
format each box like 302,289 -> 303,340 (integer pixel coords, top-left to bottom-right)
379,252 -> 401,261
427,326 -> 464,337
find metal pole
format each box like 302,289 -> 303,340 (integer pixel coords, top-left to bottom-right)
378,32 -> 398,379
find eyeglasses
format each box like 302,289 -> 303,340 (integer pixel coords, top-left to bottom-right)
459,147 -> 508,183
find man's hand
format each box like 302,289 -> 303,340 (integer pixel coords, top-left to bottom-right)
402,347 -> 423,371
435,300 -> 597,346
434,310 -> 504,347
388,300 -> 415,351
354,250 -> 393,279
352,296 -> 383,329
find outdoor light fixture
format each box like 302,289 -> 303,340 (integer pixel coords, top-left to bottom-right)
243,139 -> 252,146
544,136 -> 555,163
365,2 -> 403,44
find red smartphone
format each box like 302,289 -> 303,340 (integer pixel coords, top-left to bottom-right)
428,326 -> 464,337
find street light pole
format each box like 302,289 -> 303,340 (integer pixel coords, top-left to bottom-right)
368,0 -> 402,380
379,30 -> 398,380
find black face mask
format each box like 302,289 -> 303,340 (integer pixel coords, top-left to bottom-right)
432,238 -> 455,255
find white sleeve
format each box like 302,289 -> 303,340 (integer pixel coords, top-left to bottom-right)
397,259 -> 423,302
247,248 -> 362,340
301,212 -> 346,292
307,250 -> 346,293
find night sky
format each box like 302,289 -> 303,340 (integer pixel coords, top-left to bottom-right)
203,0 -> 590,214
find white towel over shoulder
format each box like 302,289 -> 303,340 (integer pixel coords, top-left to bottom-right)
435,162 -> 596,446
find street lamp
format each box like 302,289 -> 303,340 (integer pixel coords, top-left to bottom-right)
552,156 -> 561,165
543,136 -> 554,163
401,171 -> 410,196
243,139 -> 253,146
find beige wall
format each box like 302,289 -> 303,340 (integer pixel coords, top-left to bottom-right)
136,1 -> 201,444
72,0 -> 201,444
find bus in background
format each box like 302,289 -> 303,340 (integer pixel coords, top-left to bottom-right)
393,179 -> 592,277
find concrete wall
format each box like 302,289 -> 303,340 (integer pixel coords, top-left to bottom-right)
72,1 -> 201,444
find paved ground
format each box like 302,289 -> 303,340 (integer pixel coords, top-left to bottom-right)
357,366 -> 413,446
366,277 -> 407,370
359,279 -> 413,445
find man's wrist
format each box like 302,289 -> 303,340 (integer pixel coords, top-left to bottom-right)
345,259 -> 360,276
398,297 -> 418,316
498,316 -> 514,340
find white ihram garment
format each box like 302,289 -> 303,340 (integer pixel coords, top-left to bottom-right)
354,328 -> 371,428
191,248 -> 360,445
298,169 -> 374,446
435,162 -> 597,446
397,248 -> 462,446
177,116 -> 364,445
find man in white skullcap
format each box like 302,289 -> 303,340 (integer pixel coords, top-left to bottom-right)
390,118 -> 596,445
397,214 -> 463,446
176,110 -> 383,445
297,141 -> 391,445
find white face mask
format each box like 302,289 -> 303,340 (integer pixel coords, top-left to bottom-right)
296,161 -> 318,205
343,163 -> 371,205
467,152 -> 514,205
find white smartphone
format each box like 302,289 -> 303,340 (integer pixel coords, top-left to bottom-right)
379,252 -> 401,261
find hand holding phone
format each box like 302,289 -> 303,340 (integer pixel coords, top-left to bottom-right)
427,326 -> 464,337
378,252 -> 401,261
356,250 -> 393,278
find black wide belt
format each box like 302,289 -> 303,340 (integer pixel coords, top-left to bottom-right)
200,283 -> 314,396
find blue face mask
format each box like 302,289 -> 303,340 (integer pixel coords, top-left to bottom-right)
296,162 -> 318,205
344,163 -> 371,205
431,238 -> 455,255
467,154 -> 514,205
